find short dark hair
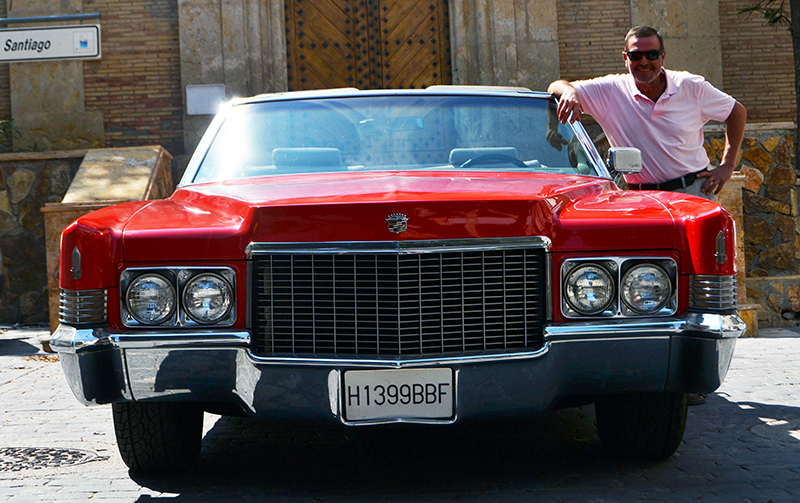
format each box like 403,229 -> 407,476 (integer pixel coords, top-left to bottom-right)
625,26 -> 664,51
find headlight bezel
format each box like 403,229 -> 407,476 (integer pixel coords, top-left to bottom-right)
561,257 -> 677,319
121,267 -> 237,328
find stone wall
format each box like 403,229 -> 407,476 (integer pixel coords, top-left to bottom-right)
704,124 -> 800,328
0,151 -> 85,324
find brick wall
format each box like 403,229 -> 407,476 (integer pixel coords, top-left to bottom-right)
555,0 -> 796,125
83,0 -> 184,155
719,0 -> 795,123
556,0 -> 631,82
0,1 -> 796,156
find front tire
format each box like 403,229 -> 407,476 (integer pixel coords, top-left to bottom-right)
112,402 -> 203,472
595,392 -> 687,461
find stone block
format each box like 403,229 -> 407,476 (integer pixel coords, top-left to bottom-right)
744,191 -> 791,215
747,275 -> 800,328
13,111 -> 105,152
738,303 -> 760,337
762,136 -> 781,152
743,146 -> 773,172
764,163 -> 797,188
741,165 -> 764,193
718,174 -> 746,304
744,215 -> 775,247
758,242 -> 795,273
62,146 -> 173,203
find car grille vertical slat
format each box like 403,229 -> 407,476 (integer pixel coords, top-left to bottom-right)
251,244 -> 547,358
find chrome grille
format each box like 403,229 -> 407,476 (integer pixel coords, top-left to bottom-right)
59,289 -> 108,326
251,242 -> 548,358
689,275 -> 737,311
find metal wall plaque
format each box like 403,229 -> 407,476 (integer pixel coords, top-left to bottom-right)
0,25 -> 100,63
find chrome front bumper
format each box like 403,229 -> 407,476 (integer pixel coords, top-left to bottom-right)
51,312 -> 745,424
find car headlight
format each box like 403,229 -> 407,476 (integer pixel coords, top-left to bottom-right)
621,264 -> 671,314
182,273 -> 233,324
564,264 -> 614,315
126,274 -> 176,325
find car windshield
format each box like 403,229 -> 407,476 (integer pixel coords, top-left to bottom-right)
192,94 -> 599,183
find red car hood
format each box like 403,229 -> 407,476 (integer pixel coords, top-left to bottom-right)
120,171 -> 693,261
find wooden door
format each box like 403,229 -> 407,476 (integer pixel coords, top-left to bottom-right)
285,0 -> 452,90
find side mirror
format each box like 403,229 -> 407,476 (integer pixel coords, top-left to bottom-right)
606,147 -> 642,174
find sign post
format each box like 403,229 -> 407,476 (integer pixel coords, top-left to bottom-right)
0,25 -> 100,63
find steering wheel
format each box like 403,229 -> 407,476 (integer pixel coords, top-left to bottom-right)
459,154 -> 528,169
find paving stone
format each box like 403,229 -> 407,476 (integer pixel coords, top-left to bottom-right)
1,326 -> 800,502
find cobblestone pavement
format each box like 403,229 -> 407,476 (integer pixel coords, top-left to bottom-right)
1,325 -> 799,503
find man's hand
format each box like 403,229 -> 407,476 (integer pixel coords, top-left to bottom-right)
697,164 -> 733,196
547,80 -> 583,124
698,101 -> 747,195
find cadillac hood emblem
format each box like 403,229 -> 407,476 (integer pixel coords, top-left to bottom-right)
386,213 -> 409,233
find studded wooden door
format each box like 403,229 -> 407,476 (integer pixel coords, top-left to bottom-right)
285,0 -> 452,90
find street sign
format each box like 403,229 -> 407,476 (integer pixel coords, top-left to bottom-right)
0,24 -> 100,63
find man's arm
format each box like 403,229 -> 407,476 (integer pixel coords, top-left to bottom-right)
698,101 -> 747,195
547,80 -> 583,124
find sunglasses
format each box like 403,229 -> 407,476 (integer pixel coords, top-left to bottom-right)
626,50 -> 663,61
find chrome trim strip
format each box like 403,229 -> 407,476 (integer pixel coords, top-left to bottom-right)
571,119 -> 611,178
50,325 -> 251,354
52,310 -> 743,363
248,345 -> 551,368
690,275 -> 737,311
246,237 -> 553,257
545,312 -> 745,340
110,331 -> 250,349
59,289 -> 107,325
545,251 -> 553,321
50,325 -> 109,353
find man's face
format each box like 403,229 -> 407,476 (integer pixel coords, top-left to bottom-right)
623,35 -> 665,87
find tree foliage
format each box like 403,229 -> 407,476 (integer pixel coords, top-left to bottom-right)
739,0 -> 800,168
739,0 -> 791,29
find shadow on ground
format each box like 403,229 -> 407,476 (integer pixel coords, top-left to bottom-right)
130,405 -> 630,501
127,392 -> 800,502
0,338 -> 40,356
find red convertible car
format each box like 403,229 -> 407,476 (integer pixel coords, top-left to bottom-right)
51,87 -> 745,471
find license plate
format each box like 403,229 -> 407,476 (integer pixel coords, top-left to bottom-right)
343,368 -> 454,422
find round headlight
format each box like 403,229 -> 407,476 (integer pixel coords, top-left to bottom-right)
126,274 -> 175,325
182,273 -> 233,324
621,264 -> 671,314
564,264 -> 614,315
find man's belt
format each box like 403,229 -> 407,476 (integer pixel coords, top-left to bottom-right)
627,168 -> 707,191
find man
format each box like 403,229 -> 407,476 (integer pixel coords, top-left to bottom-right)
548,26 -> 747,199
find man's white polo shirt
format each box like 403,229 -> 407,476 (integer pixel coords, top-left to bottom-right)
572,69 -> 735,185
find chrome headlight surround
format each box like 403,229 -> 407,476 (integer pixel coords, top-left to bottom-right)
121,267 -> 236,328
561,257 -> 677,318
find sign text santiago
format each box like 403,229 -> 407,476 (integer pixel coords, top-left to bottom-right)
0,25 -> 100,62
